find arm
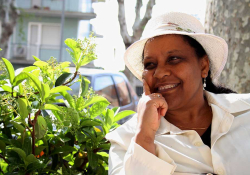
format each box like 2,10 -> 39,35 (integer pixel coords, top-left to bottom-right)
108,138 -> 176,175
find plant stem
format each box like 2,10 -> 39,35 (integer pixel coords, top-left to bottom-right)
32,124 -> 35,155
62,71 -> 78,86
30,110 -> 41,155
15,92 -> 39,98
0,153 -> 9,164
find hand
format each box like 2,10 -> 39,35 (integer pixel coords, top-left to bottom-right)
135,79 -> 168,154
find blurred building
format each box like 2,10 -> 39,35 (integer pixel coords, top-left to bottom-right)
7,0 -> 96,69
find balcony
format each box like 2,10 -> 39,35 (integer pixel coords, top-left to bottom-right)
9,43 -> 92,66
16,0 -> 96,20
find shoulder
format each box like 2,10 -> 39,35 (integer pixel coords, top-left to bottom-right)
105,114 -> 138,148
205,91 -> 250,113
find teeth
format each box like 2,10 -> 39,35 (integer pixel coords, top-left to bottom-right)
159,84 -> 178,91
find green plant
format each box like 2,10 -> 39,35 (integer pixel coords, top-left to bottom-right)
0,36 -> 135,174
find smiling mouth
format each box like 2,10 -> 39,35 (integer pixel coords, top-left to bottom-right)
157,83 -> 180,92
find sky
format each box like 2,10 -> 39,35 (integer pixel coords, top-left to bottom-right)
79,0 -> 207,72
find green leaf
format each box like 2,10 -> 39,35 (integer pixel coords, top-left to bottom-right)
25,154 -> 37,166
26,161 -> 46,173
59,136 -> 71,143
35,146 -> 46,156
17,98 -> 28,120
0,140 -> 6,152
22,66 -> 38,72
1,58 -> 15,85
50,86 -> 72,94
89,100 -> 110,119
76,131 -> 87,142
11,121 -> 26,134
33,61 -> 48,70
55,73 -> 73,87
25,72 -> 42,93
65,39 -> 80,65
60,61 -> 71,69
1,85 -> 12,92
13,72 -> 29,86
41,84 -> 50,102
86,142 -> 98,168
105,109 -> 114,131
19,84 -> 23,94
83,96 -> 109,109
82,127 -> 97,143
80,118 -> 103,127
114,110 -> 136,123
79,75 -> 90,97
98,143 -> 111,150
43,104 -> 61,111
80,53 -> 97,67
51,145 -> 77,155
12,147 -> 26,160
35,115 -> 47,139
32,55 -> 41,61
22,137 -> 32,156
60,91 -> 76,109
44,116 -> 53,133
14,72 -> 42,94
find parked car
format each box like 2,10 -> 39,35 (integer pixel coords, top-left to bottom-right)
9,67 -> 138,124
66,67 -> 139,124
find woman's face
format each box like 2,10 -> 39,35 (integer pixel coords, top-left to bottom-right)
142,35 -> 209,111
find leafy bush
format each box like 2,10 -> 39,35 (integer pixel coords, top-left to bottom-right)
0,36 -> 135,174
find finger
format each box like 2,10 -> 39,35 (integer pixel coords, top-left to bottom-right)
152,97 -> 168,114
143,79 -> 151,95
151,93 -> 162,98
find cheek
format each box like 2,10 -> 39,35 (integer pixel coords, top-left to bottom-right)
180,65 -> 201,86
142,70 -> 154,88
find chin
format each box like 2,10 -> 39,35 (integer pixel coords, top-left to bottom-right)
163,95 -> 182,111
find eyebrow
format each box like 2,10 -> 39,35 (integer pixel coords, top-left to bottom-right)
143,49 -> 182,60
164,49 -> 182,55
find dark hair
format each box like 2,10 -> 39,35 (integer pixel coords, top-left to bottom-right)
181,35 -> 236,94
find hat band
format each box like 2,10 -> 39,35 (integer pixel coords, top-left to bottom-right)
153,23 -> 196,34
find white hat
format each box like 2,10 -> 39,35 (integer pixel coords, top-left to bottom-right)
124,12 -> 228,81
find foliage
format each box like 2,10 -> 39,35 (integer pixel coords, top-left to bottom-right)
0,36 -> 135,174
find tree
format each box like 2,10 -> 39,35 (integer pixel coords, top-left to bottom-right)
205,0 -> 250,93
0,0 -> 19,58
117,0 -> 156,90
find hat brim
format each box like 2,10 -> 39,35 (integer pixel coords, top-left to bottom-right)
124,31 -> 228,81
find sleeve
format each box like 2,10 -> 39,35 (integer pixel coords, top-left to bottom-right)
108,137 -> 177,175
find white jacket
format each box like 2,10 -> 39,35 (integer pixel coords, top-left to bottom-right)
106,91 -> 250,175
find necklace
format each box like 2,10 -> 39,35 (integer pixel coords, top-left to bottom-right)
175,125 -> 209,130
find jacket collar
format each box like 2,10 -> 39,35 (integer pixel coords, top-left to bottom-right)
156,90 -> 250,135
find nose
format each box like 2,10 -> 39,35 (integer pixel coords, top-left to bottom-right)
153,65 -> 171,79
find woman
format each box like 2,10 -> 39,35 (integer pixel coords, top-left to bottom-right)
106,12 -> 250,175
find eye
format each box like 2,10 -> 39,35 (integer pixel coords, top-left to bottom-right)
168,56 -> 181,63
144,62 -> 156,69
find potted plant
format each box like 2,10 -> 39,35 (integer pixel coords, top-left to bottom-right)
0,36 -> 135,174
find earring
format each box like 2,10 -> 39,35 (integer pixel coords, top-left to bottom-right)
203,77 -> 206,88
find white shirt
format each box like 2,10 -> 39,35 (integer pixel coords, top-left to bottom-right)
106,91 -> 250,175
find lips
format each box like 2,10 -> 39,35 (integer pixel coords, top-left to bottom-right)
156,83 -> 180,92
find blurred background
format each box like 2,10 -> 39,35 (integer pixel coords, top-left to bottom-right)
0,0 -> 249,98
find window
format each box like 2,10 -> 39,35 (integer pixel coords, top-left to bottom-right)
113,75 -> 131,106
136,86 -> 143,97
32,0 -> 42,8
28,23 -> 61,60
41,25 -> 60,47
94,76 -> 119,107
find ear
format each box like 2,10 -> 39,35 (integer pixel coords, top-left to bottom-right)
200,55 -> 210,78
